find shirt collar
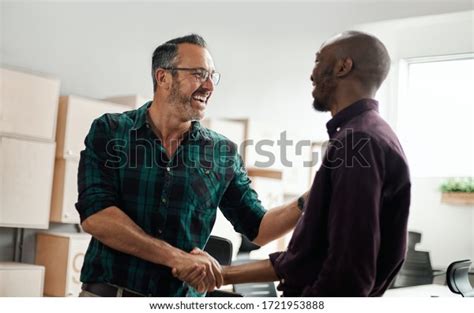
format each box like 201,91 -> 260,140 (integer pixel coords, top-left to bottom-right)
326,98 -> 379,137
132,101 -> 152,130
132,101 -> 210,142
189,120 -> 211,142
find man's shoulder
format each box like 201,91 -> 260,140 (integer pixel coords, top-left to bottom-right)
343,110 -> 398,144
336,111 -> 407,163
200,126 -> 239,150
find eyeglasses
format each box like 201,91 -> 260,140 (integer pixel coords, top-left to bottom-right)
163,67 -> 221,85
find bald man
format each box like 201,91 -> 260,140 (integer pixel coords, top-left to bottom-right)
192,31 -> 411,296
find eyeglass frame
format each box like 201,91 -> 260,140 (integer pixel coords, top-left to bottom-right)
162,67 -> 221,85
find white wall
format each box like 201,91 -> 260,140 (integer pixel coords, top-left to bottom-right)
1,1 -> 473,143
355,11 -> 474,267
409,178 -> 472,267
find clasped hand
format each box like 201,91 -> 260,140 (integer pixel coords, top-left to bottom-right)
172,248 -> 223,293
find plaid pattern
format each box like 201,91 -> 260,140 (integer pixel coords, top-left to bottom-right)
76,102 -> 266,296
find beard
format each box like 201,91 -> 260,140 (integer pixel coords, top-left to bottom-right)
312,97 -> 330,112
168,79 -> 204,121
312,69 -> 337,112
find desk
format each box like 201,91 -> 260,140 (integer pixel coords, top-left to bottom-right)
384,284 -> 460,297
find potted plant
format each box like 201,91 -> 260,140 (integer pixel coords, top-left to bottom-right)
440,177 -> 474,205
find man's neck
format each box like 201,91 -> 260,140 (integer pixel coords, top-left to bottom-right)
148,100 -> 192,143
330,89 -> 375,116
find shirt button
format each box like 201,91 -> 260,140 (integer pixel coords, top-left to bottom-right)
166,167 -> 170,172
336,127 -> 341,132
281,278 -> 285,284
205,169 -> 210,175
145,123 -> 150,128
161,198 -> 167,204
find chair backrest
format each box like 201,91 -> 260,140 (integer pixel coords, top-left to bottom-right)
407,231 -> 421,251
447,259 -> 474,297
238,234 -> 261,253
204,236 -> 243,297
204,235 -> 233,266
391,231 -> 435,288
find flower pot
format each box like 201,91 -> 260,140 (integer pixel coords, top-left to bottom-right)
441,192 -> 474,205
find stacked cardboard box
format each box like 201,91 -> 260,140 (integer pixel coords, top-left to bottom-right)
0,262 -> 45,296
0,67 -> 60,297
50,96 -> 129,224
0,68 -> 59,229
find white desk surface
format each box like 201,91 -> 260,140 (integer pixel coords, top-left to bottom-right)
384,284 -> 460,297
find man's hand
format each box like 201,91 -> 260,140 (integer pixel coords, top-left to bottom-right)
172,248 -> 223,293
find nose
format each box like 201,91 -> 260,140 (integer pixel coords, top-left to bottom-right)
201,76 -> 214,92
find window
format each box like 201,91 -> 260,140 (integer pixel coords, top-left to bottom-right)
397,56 -> 474,177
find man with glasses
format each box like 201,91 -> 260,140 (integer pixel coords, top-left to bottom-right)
76,34 -> 306,297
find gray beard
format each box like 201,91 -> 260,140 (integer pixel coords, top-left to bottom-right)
168,82 -> 202,121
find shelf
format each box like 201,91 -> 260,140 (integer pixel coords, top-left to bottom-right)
441,192 -> 474,205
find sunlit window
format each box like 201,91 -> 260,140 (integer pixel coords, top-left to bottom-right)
397,57 -> 474,177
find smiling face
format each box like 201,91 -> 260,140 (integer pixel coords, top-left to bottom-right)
167,43 -> 216,121
310,45 -> 338,112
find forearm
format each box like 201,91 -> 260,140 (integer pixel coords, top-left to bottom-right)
81,206 -> 185,268
253,191 -> 308,246
223,260 -> 278,285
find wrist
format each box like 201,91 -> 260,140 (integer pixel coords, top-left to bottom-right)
163,246 -> 187,268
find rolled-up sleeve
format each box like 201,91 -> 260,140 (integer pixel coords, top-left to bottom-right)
218,154 -> 267,241
75,115 -> 120,223
269,251 -> 285,279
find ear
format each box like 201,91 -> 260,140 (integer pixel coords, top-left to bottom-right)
155,68 -> 171,89
335,57 -> 353,78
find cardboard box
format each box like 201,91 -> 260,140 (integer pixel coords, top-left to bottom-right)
35,232 -> 91,297
50,158 -> 80,224
56,95 -> 128,159
0,262 -> 45,297
0,137 -> 55,229
103,94 -> 150,109
0,68 -> 59,141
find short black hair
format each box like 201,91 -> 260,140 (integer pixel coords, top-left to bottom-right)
151,34 -> 207,92
332,31 -> 391,91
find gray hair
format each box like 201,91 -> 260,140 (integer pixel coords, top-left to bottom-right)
151,34 -> 207,91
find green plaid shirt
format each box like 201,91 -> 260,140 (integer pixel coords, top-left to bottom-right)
76,102 -> 266,297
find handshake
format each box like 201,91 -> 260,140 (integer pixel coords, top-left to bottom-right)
171,247 -> 225,293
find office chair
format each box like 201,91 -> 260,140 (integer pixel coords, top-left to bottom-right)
204,235 -> 277,297
446,259 -> 474,297
391,231 -> 445,288
204,235 -> 233,266
203,235 -> 242,297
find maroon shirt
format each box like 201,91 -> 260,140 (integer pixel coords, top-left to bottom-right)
270,99 -> 410,296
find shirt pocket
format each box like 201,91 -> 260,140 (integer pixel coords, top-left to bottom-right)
188,166 -> 221,212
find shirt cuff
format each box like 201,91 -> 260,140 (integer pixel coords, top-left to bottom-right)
269,251 -> 285,279
75,198 -> 119,223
